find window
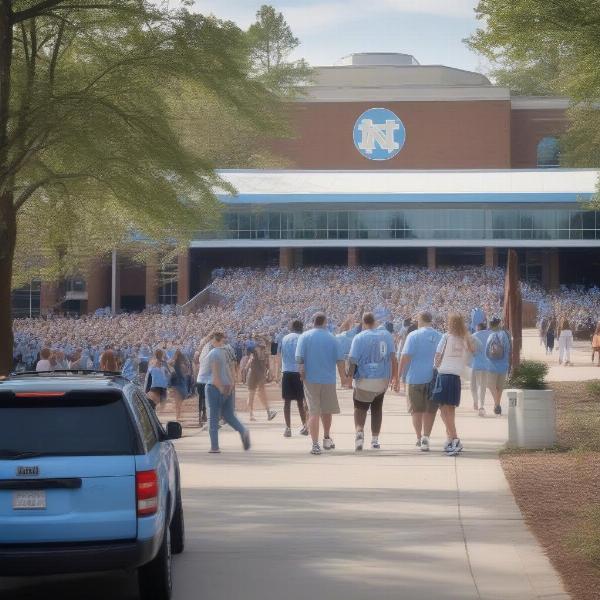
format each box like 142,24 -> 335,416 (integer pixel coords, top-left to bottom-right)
158,259 -> 178,305
537,137 -> 560,168
132,391 -> 158,450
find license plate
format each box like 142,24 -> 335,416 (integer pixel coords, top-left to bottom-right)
12,490 -> 46,510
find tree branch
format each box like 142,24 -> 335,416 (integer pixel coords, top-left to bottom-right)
13,1 -> 68,24
13,172 -> 87,210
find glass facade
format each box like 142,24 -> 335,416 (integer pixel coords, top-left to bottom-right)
195,207 -> 600,242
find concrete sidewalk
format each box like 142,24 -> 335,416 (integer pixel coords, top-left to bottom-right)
173,386 -> 569,600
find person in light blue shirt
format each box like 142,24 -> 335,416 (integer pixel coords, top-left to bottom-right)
348,312 -> 397,451
471,322 -> 491,416
296,313 -> 348,455
397,311 -> 442,452
485,317 -> 512,416
279,320 -> 308,437
470,307 -> 486,333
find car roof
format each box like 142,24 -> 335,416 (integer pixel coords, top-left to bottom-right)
0,372 -> 131,394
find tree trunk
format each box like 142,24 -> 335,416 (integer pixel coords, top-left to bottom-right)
0,195 -> 16,375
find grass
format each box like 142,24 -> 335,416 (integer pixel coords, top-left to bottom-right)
570,505 -> 600,564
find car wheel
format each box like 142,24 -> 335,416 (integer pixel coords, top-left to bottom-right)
170,490 -> 185,555
138,527 -> 172,600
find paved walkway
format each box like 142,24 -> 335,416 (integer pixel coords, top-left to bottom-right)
173,384 -> 568,600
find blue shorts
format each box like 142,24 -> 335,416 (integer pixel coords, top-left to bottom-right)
432,373 -> 461,407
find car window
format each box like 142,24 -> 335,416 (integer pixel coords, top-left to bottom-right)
132,391 -> 159,450
0,392 -> 135,457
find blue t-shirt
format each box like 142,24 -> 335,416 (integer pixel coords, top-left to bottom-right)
401,327 -> 442,385
486,330 -> 511,374
296,327 -> 343,385
335,329 -> 356,359
280,332 -> 301,373
471,329 -> 492,371
470,307 -> 486,333
348,328 -> 395,380
206,348 -> 233,386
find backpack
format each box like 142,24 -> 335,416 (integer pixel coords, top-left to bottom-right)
486,331 -> 506,361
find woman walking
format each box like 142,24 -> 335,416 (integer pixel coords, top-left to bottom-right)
545,317 -> 556,355
432,313 -> 476,456
592,322 -> 600,366
245,341 -> 277,422
558,318 -> 574,366
145,349 -> 169,410
169,349 -> 190,422
205,332 -> 251,454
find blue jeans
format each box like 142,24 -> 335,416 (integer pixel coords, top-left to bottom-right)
206,384 -> 246,450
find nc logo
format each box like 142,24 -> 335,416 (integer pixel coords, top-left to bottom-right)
353,108 -> 406,160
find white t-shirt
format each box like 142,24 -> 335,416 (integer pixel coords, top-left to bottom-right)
196,343 -> 213,384
437,334 -> 472,376
36,359 -> 51,372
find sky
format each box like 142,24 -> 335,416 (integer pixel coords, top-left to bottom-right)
170,0 -> 487,73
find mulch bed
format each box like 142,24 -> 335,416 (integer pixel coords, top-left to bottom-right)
501,381 -> 600,600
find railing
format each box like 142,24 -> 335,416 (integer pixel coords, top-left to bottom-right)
181,284 -> 227,315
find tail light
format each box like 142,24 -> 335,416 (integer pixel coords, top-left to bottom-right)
136,470 -> 158,517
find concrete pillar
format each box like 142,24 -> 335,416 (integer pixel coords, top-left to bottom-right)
348,247 -> 360,267
293,248 -> 303,267
87,259 -> 111,313
177,250 -> 191,305
279,248 -> 293,270
485,247 -> 498,269
427,247 -> 436,270
40,282 -> 59,316
145,257 -> 159,307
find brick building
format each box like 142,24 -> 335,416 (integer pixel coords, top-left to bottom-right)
23,52 -> 600,316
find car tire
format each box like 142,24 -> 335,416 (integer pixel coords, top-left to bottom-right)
170,490 -> 185,555
138,527 -> 172,600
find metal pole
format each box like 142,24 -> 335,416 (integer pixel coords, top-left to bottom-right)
111,249 -> 117,315
29,280 -> 32,318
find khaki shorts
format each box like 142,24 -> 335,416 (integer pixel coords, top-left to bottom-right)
487,372 -> 507,391
304,382 -> 340,416
407,383 -> 438,414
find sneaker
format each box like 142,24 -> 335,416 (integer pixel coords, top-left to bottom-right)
355,431 -> 364,452
283,427 -> 292,438
208,448 -> 221,454
443,439 -> 452,452
250,415 -> 257,422
323,437 -> 335,450
311,442 -> 322,455
420,436 -> 430,452
299,425 -> 309,436
478,407 -> 486,418
494,405 -> 502,416
241,430 -> 251,451
371,438 -> 381,450
267,410 -> 277,421
446,439 -> 463,456
416,438 -> 422,448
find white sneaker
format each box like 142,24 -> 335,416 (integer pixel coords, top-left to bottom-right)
283,427 -> 292,438
311,442 -> 322,455
446,439 -> 463,456
371,438 -> 381,450
355,431 -> 364,452
323,437 -> 335,450
299,425 -> 309,436
478,407 -> 486,418
420,436 -> 430,452
416,438 -> 422,448
443,439 -> 452,452
267,410 -> 277,421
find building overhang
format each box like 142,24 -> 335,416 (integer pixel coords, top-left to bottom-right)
215,169 -> 599,206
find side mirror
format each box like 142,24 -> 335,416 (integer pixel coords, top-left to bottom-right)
166,421 -> 182,440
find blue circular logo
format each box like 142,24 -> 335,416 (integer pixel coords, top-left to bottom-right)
353,108 -> 406,161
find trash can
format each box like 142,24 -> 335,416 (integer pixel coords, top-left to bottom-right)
506,388 -> 556,449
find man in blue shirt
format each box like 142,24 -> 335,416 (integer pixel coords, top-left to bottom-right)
348,312 -> 397,451
485,317 -> 512,416
471,322 -> 491,417
296,312 -> 348,455
279,320 -> 308,438
397,312 -> 442,452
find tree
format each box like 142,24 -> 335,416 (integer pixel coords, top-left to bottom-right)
0,1 -> 284,375
247,4 -> 311,96
467,0 -> 600,168
490,53 -> 561,97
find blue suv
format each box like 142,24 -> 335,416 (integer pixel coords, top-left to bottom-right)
0,371 -> 185,600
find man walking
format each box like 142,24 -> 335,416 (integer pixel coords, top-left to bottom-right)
486,317 -> 512,416
397,312 -> 442,452
296,312 -> 348,455
348,312 -> 397,451
279,320 -> 308,437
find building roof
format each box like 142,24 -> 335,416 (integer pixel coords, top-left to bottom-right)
216,169 -> 598,205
